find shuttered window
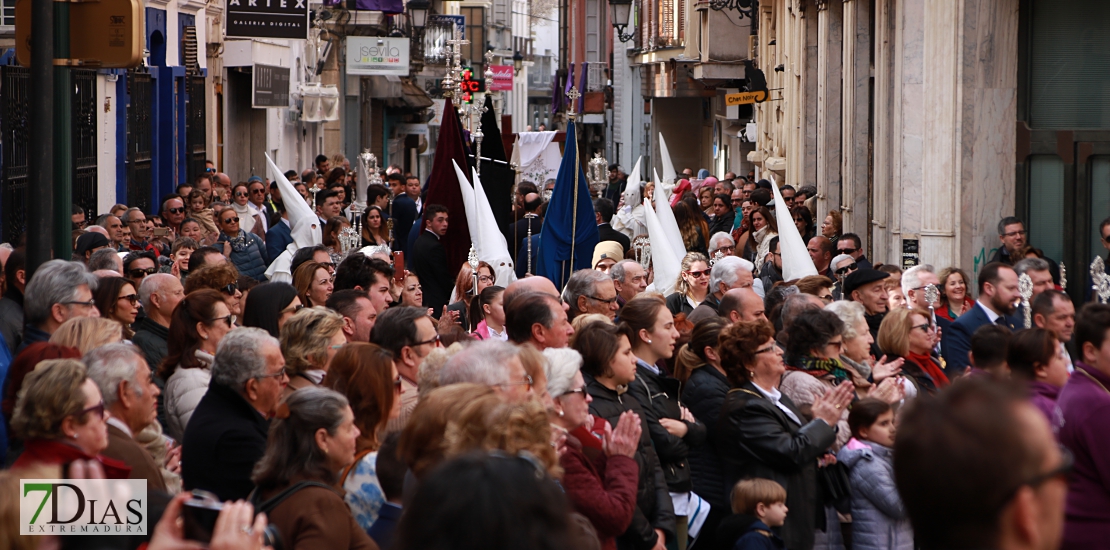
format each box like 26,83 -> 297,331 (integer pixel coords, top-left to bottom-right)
1029,0 -> 1110,129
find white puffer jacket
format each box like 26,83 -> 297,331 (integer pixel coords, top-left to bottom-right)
163,350 -> 214,441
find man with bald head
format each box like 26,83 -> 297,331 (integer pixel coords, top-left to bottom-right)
717,287 -> 766,324
504,275 -> 568,312
133,273 -> 185,377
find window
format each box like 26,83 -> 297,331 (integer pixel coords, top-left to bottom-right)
461,6 -> 486,68
1,0 -> 15,28
1028,155 -> 1065,262
1091,157 -> 1110,261
1029,0 -> 1110,129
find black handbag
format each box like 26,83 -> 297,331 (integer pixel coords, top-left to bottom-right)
817,461 -> 853,515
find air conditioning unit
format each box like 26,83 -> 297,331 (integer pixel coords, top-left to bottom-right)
301,83 -> 324,122
320,84 -> 340,121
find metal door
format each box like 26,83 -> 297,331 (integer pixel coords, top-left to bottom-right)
0,65 -> 28,243
72,69 -> 98,219
185,75 -> 207,185
127,70 -> 154,213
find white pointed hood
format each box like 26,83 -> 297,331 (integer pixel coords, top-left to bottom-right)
622,156 -> 643,208
770,173 -> 818,280
452,160 -> 518,288
654,168 -> 687,260
264,153 -> 322,283
644,199 -> 681,296
659,133 -> 677,196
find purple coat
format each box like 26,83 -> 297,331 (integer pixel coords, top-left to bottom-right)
1027,380 -> 1061,426
1055,362 -> 1110,549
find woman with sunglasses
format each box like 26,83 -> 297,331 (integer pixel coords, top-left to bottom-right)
666,252 -> 712,316
161,289 -> 235,441
876,307 -> 949,397
323,343 -> 401,532
93,276 -> 140,339
214,205 -> 269,282
10,358 -> 130,478
185,262 -> 245,319
228,182 -> 266,240
717,319 -> 854,550
544,346 -> 642,550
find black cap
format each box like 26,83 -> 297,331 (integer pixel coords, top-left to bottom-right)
75,232 -> 111,257
843,268 -> 890,299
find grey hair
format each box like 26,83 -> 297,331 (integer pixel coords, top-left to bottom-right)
139,273 -> 179,311
710,256 -> 754,291
901,264 -> 936,300
831,254 -> 854,270
24,260 -> 99,325
563,269 -> 611,309
825,300 -> 867,340
120,207 -> 144,225
438,339 -> 519,387
84,344 -> 147,408
1014,257 -> 1050,277
610,259 -> 639,282
211,327 -> 280,389
87,249 -> 123,272
543,348 -> 583,399
708,232 -> 736,254
781,293 -> 821,329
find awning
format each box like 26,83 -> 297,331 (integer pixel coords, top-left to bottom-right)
381,79 -> 434,109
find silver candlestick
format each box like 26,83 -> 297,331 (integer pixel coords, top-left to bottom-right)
1060,261 -> 1067,290
1091,257 -> 1110,304
1018,273 -> 1033,328
524,212 -> 538,276
924,283 -> 943,359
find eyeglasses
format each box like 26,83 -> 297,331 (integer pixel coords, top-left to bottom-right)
207,314 -> 235,328
500,374 -> 534,390
220,283 -> 239,295
1002,229 -> 1026,238
585,294 -> 619,305
127,218 -> 147,225
561,385 -> 588,397
117,293 -> 140,306
715,246 -> 736,255
280,304 -> 305,315
754,345 -> 776,355
62,299 -> 97,308
825,339 -> 843,349
993,446 -> 1073,512
912,323 -> 934,333
255,367 -> 288,380
166,207 -> 186,215
222,217 -> 240,224
409,334 -> 441,347
129,267 -> 157,278
731,199 -> 743,206
318,262 -> 336,272
818,294 -> 834,304
478,275 -> 494,284
835,263 -> 858,276
686,269 -> 710,279
79,401 -> 107,419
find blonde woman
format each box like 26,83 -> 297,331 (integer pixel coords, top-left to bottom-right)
666,252 -> 712,316
49,317 -> 123,355
279,307 -> 346,396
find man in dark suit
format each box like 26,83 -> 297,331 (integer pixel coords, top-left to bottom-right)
507,192 -> 544,264
86,344 -> 168,492
183,328 -> 288,502
411,204 -> 453,317
942,262 -> 1023,374
266,210 -> 293,261
391,176 -> 420,255
593,197 -> 630,256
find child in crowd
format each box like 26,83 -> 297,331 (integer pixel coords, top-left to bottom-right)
729,478 -> 788,550
186,189 -> 219,239
836,398 -> 914,550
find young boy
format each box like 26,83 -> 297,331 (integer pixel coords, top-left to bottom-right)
730,478 -> 789,550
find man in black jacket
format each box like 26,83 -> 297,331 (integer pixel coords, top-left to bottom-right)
594,197 -> 631,256
411,204 -> 453,317
182,328 -> 288,502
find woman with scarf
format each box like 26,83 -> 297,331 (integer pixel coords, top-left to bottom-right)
876,308 -> 950,396
215,205 -> 269,281
749,206 -> 778,267
229,182 -> 267,241
824,300 -> 909,402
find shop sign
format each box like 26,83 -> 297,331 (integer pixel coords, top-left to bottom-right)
227,0 -> 309,40
489,65 -> 514,91
724,90 -> 768,106
347,37 -> 410,76
253,64 -> 291,108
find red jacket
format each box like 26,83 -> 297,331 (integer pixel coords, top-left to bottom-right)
560,426 -> 640,550
12,438 -> 132,479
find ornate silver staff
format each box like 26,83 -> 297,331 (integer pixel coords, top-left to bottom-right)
524,212 -> 538,276
924,283 -> 943,359
587,151 -> 608,199
471,103 -> 487,175
1091,257 -> 1109,304
1060,261 -> 1067,290
468,245 -> 480,303
1018,273 -> 1033,328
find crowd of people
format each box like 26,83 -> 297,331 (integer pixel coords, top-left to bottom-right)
0,160 -> 1107,550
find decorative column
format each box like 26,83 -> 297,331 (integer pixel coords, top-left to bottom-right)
840,0 -> 869,238
815,0 -> 842,222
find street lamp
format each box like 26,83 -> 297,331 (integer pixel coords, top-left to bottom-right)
609,0 -> 635,43
407,0 -> 430,29
513,51 -> 524,75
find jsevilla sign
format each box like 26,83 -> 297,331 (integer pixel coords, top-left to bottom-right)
227,0 -> 309,40
347,37 -> 410,76
724,90 -> 768,106
488,65 -> 514,91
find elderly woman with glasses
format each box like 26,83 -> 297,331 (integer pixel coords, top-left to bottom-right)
11,359 -> 130,478
666,252 -> 712,316
324,343 -> 401,532
542,347 -> 641,550
214,205 -> 268,281
279,307 -> 347,397
877,307 -> 949,397
161,289 -> 236,440
716,319 -> 854,550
